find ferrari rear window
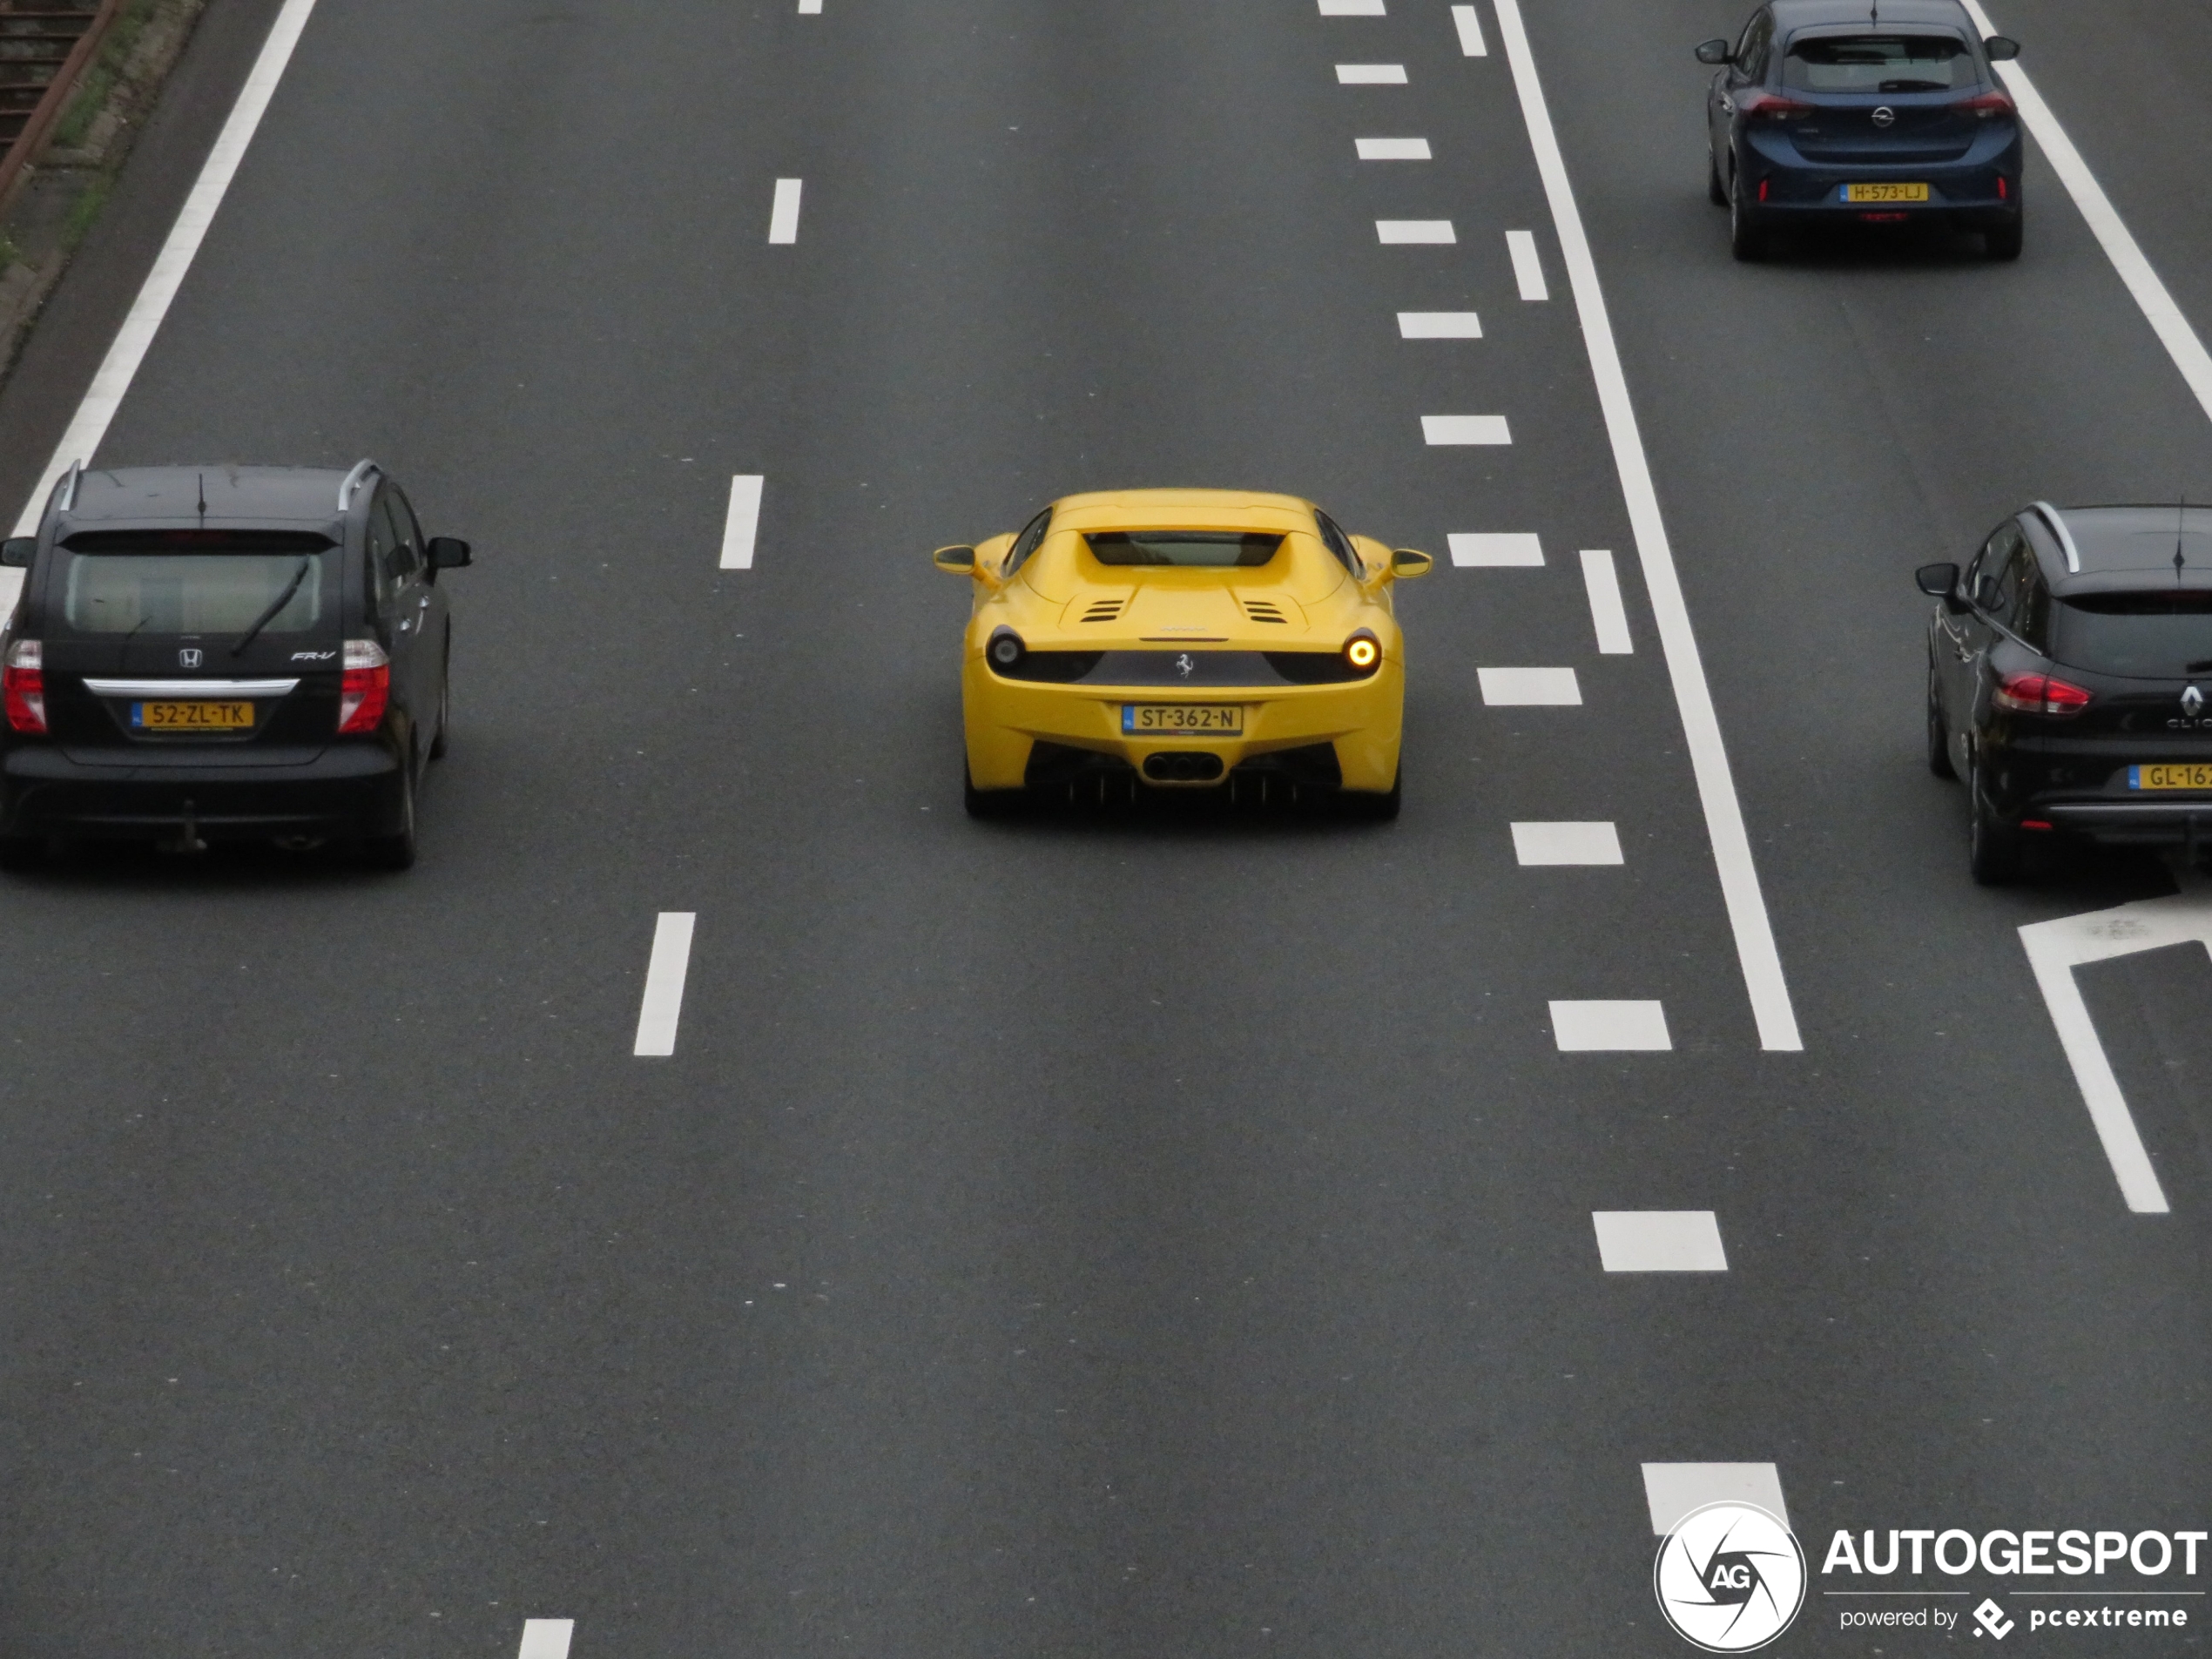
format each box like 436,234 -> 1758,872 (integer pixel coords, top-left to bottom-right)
1085,532 -> 1283,568
1783,35 -> 1973,92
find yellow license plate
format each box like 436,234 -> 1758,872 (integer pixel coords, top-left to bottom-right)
1123,704 -> 1244,736
133,700 -> 253,731
1844,182 -> 1929,203
2129,763 -> 2212,791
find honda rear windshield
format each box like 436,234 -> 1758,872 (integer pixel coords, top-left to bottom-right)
57,530 -> 336,637
1084,532 -> 1284,568
1783,35 -> 1974,92
2053,592 -> 2212,679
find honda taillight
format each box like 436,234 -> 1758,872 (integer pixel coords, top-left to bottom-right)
1737,93 -> 1814,120
3,639 -> 44,733
338,638 -> 389,733
1993,672 -> 2091,716
1956,92 -> 2015,118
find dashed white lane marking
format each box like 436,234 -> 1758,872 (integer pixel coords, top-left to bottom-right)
1336,63 -> 1407,84
2016,885 -> 2202,1214
633,913 -> 697,1058
1496,0 -> 1802,1052
798,0 -> 821,11
1399,310 -> 1481,337
1449,532 -> 1542,566
1422,414 -> 1509,444
1551,1000 -> 1670,1051
1377,219 -> 1454,244
1962,0 -> 2212,426
1451,3 -> 1489,55
518,1620 -> 576,1659
1479,666 -> 1578,704
1594,1211 -> 1727,1272
1356,137 -> 1431,160
1642,1465 -> 1790,1535
720,475 -> 765,570
767,178 -> 804,243
1580,549 -> 1633,654
1505,229 -> 1548,300
1512,821 -> 1622,865
10,0 -> 322,542
1319,0 -> 1386,13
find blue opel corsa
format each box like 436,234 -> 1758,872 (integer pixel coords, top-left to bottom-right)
1696,0 -> 2023,260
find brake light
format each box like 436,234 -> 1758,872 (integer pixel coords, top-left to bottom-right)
1758,177 -> 1770,202
3,639 -> 44,733
1993,672 -> 2091,716
1997,175 -> 2008,200
338,638 -> 389,733
1737,92 -> 1814,120
1956,91 -> 2015,118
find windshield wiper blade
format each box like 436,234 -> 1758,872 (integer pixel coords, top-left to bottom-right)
231,557 -> 312,658
2186,658 -> 2212,673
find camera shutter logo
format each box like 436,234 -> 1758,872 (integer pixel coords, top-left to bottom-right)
1653,1501 -> 1807,1652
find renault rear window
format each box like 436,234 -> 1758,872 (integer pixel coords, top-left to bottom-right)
2053,592 -> 2212,679
1084,532 -> 1283,568
57,530 -> 336,636
1783,35 -> 1973,92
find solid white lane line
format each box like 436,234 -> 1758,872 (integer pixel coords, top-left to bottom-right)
1505,229 -> 1548,300
1356,137 -> 1431,160
518,1620 -> 576,1659
720,475 -> 765,570
767,178 -> 804,244
1580,549 -> 1633,654
9,0 -> 322,540
1399,310 -> 1481,337
633,913 -> 697,1058
1449,532 -> 1542,566
1336,63 -> 1407,84
1642,1465 -> 1790,1535
1422,414 -> 1509,444
1319,0 -> 1386,13
1451,3 -> 1489,56
1552,1000 -> 1670,1052
1593,1211 -> 1727,1272
1961,0 -> 2212,425
1378,219 -> 1455,244
1479,665 -> 1578,704
1512,820 -> 1622,865
1496,0 -> 1802,1052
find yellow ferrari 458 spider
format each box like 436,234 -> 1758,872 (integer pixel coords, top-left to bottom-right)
933,489 -> 1432,817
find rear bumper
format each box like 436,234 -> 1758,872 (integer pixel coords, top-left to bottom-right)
2033,799 -> 2212,846
1736,138 -> 2020,223
0,742 -> 402,840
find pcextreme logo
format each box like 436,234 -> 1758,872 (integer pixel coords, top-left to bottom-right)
1655,1501 -> 1808,1652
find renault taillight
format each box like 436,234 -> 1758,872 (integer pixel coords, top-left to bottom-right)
338,638 -> 389,733
3,639 -> 45,733
1993,671 -> 2091,716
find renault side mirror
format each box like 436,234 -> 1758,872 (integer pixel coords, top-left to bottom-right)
0,537 -> 33,569
427,536 -> 472,570
1695,38 -> 1732,64
1983,35 -> 2020,61
1915,561 -> 1959,597
932,544 -> 977,573
1390,549 -> 1435,579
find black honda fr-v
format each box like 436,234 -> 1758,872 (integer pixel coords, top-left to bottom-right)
1919,503 -> 2212,882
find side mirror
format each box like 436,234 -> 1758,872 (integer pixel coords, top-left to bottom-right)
0,537 -> 33,569
1914,562 -> 1959,597
427,536 -> 472,570
1390,549 -> 1435,579
1983,35 -> 2020,61
932,544 -> 977,573
1694,37 -> 1733,64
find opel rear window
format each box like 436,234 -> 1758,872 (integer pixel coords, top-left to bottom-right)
1084,532 -> 1284,568
57,530 -> 336,636
1783,35 -> 1973,92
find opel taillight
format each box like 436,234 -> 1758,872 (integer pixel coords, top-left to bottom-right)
1993,671 -> 2091,716
338,638 -> 389,733
3,639 -> 45,734
1956,92 -> 2015,118
1737,93 -> 1814,120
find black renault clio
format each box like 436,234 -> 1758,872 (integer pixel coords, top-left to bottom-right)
0,462 -> 469,869
1919,503 -> 2212,883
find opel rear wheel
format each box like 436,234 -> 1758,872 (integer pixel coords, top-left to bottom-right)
1730,165 -> 1766,261
1708,153 -> 1728,206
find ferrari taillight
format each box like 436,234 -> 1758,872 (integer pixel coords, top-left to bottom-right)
3,639 -> 45,734
338,638 -> 389,733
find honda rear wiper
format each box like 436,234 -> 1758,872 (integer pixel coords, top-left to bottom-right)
232,557 -> 312,658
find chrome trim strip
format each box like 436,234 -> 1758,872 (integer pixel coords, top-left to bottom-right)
56,460 -> 83,514
337,458 -> 379,511
2029,501 -> 2080,573
82,678 -> 300,698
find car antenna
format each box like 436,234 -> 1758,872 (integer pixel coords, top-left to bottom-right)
196,471 -> 206,523
2177,494 -> 2189,583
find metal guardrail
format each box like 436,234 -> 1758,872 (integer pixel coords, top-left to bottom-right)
0,0 -> 125,219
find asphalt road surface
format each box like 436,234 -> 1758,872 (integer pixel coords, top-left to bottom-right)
0,0 -> 2206,1654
